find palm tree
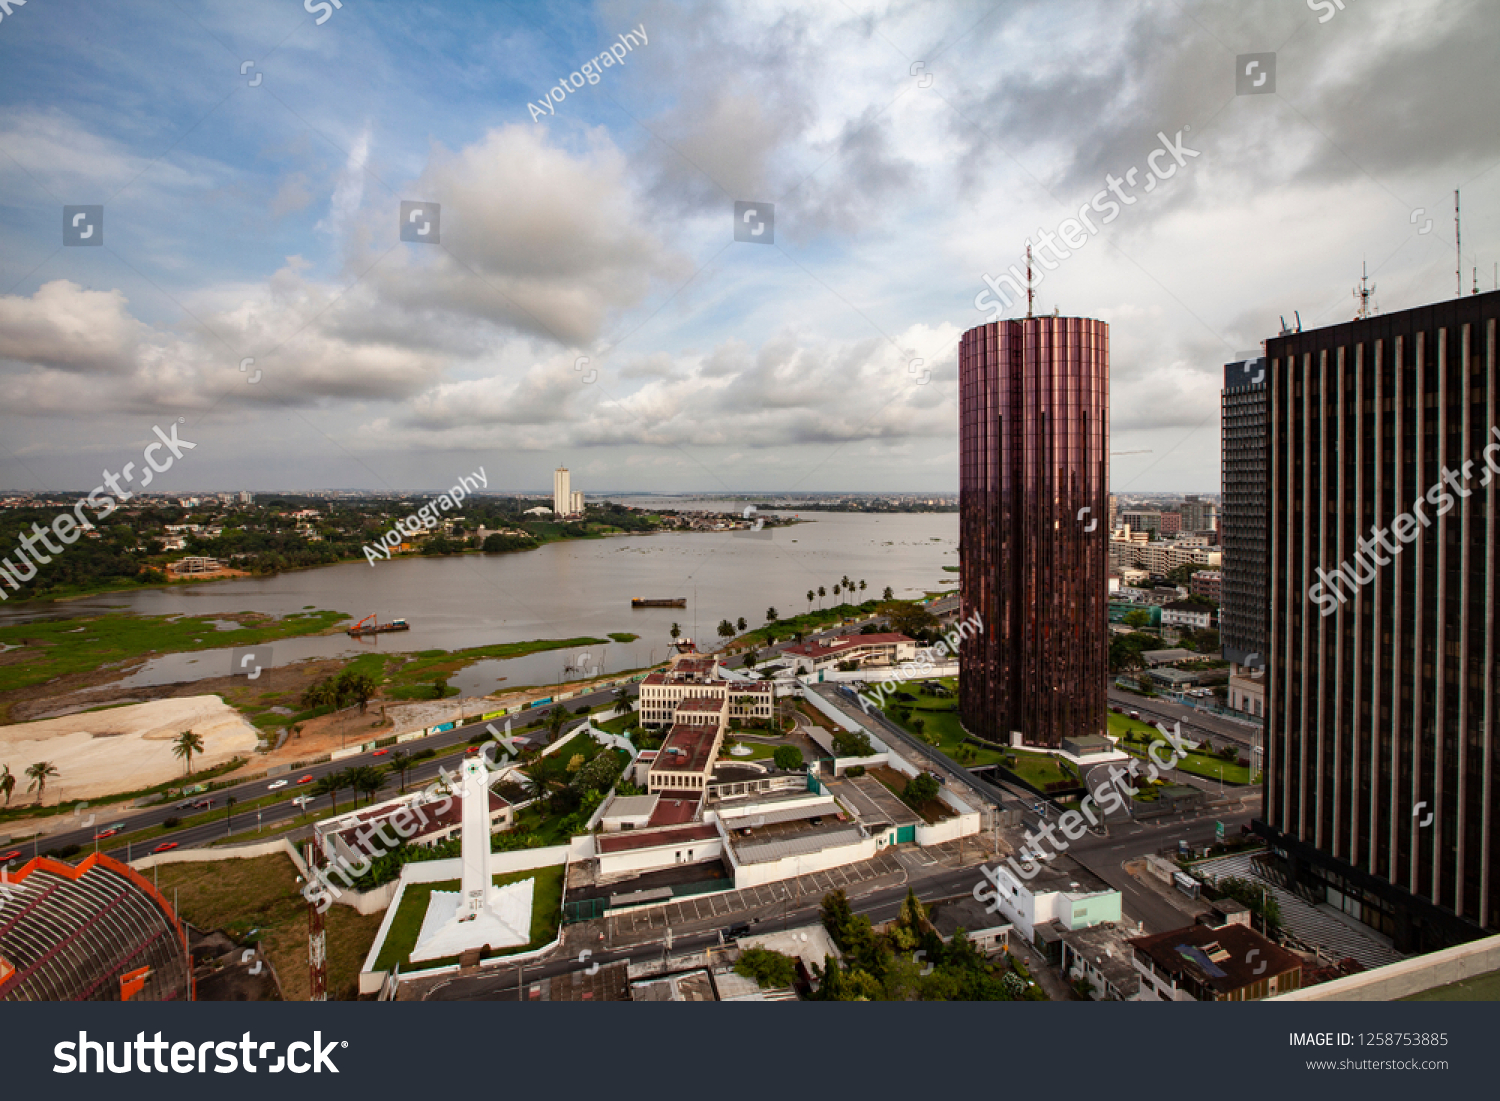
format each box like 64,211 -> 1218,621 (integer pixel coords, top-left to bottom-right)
817,586 -> 826,607
0,764 -> 13,808
345,672 -> 377,713
841,575 -> 852,591
225,794 -> 238,835
546,705 -> 568,743
882,586 -> 894,601
612,686 -> 634,713
389,749 -> 412,793
25,761 -> 59,805
311,774 -> 339,814
352,766 -> 386,806
765,607 -> 777,625
669,622 -> 681,641
832,584 -> 841,604
172,730 -> 205,777
736,616 -> 747,632
806,589 -> 815,612
717,619 -> 735,642
859,579 -> 867,595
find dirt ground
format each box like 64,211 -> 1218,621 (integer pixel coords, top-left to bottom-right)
0,695 -> 261,806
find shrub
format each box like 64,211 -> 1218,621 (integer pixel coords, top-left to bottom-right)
904,772 -> 940,806
844,765 -> 866,778
162,816 -> 181,829
735,947 -> 798,989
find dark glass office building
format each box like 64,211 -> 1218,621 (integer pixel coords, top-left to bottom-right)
1257,290 -> 1500,952
1221,356 -> 1270,668
958,316 -> 1109,749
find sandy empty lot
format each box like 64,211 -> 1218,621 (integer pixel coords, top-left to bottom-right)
0,695 -> 261,806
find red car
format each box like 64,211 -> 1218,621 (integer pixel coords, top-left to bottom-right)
94,827 -> 121,840
372,749 -> 389,757
0,849 -> 21,863
152,842 -> 179,854
296,774 -> 314,784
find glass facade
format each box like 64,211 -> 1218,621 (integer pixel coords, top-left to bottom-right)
958,317 -> 1109,748
1261,290 -> 1500,949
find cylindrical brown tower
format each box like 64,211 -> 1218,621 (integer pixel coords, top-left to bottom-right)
959,316 -> 1109,749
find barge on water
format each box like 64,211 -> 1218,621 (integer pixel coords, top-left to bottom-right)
631,597 -> 687,608
348,614 -> 410,637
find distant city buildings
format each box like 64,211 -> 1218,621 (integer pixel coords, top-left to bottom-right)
959,315 -> 1108,749
1257,289 -> 1500,953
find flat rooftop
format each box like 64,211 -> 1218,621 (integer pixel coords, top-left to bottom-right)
677,697 -> 727,712
824,773 -> 922,830
1130,922 -> 1302,993
596,823 -> 721,855
647,793 -> 702,827
654,724 -> 718,774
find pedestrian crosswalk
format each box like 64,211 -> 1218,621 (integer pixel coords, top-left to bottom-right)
1192,852 -> 1405,970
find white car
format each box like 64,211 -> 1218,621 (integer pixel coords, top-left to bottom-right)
267,779 -> 288,790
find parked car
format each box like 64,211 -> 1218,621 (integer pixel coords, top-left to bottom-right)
267,779 -> 288,790
296,774 -> 314,784
152,842 -> 180,854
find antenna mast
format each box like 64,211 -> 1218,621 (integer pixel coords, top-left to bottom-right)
1026,243 -> 1034,318
1353,261 -> 1376,319
1455,190 -> 1462,298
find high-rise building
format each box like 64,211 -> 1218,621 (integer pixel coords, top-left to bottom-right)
959,316 -> 1109,749
570,490 -> 584,515
1180,494 -> 1216,533
1221,356 -> 1269,667
1256,290 -> 1500,952
1107,494 -> 1119,532
553,467 -> 570,517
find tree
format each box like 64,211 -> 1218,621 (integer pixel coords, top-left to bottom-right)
717,619 -> 735,642
546,705 -> 568,743
877,600 -> 939,638
389,749 -> 412,793
25,761 -> 59,804
352,766 -> 387,805
817,586 -> 826,607
735,947 -> 798,989
1123,609 -> 1152,629
765,607 -> 778,625
432,676 -> 447,699
612,686 -> 634,713
882,586 -> 894,601
225,794 -> 238,835
736,617 -> 747,632
742,649 -> 757,670
0,764 -> 12,807
806,589 -> 815,611
172,729 -> 205,777
832,584 -> 841,603
904,772 -> 940,806
669,622 -> 681,641
773,745 -> 803,770
859,580 -> 867,595
311,774 -> 339,814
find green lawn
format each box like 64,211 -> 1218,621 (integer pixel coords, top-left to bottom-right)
0,610 -> 346,700
1107,712 -> 1256,785
373,863 -> 566,973
723,740 -> 779,761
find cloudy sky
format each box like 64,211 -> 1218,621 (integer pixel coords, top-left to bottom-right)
0,0 -> 1496,495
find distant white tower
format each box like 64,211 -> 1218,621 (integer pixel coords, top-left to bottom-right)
458,756 -> 493,921
553,467 -> 571,517
570,490 -> 584,516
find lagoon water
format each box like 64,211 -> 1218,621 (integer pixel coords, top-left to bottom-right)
3,508 -> 958,696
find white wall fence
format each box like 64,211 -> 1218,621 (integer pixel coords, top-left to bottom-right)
1270,934 -> 1500,1002
359,844 -> 575,994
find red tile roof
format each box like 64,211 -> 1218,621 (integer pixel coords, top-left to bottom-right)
784,632 -> 912,658
677,697 -> 726,712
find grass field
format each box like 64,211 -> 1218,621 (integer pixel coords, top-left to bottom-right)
1106,712 -> 1256,785
154,853 -> 383,1000
0,610 -> 347,699
372,863 -> 566,973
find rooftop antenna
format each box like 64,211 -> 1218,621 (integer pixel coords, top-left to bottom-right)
1026,243 -> 1034,318
1455,190 -> 1462,298
1475,267 -> 1481,296
1294,310 -> 1303,333
1353,261 -> 1376,319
